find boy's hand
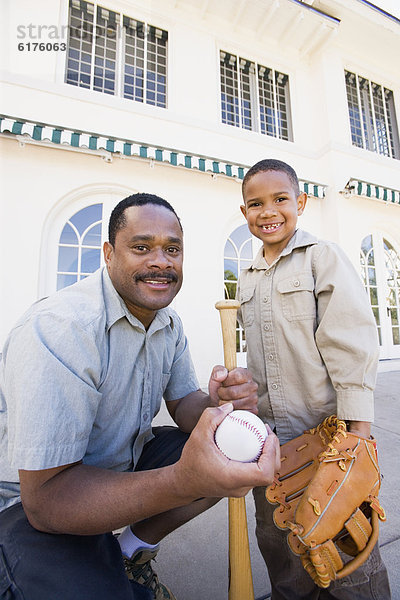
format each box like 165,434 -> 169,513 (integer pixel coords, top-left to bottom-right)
347,420 -> 371,438
208,366 -> 258,413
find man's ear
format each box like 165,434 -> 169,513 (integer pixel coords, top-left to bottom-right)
103,241 -> 113,266
297,193 -> 307,216
240,204 -> 247,219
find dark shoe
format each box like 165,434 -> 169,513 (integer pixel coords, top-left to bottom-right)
124,547 -> 176,600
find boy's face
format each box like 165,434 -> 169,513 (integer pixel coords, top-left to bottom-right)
241,170 -> 307,261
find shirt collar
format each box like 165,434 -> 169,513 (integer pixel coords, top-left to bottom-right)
102,267 -> 173,333
250,229 -> 318,270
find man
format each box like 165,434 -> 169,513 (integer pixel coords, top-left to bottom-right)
0,193 -> 280,600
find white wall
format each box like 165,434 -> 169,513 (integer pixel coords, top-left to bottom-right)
1,0 -> 400,379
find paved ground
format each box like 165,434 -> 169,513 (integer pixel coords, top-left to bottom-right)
152,368 -> 400,600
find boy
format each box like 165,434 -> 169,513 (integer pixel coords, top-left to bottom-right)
237,159 -> 391,599
0,193 -> 279,600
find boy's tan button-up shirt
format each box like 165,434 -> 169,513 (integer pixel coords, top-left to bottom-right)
237,230 -> 379,443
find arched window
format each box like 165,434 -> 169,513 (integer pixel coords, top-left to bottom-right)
57,204 -> 103,289
384,238 -> 400,347
224,224 -> 260,358
360,233 -> 400,358
360,235 -> 381,344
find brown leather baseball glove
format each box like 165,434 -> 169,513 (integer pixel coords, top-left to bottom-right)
265,416 -> 386,588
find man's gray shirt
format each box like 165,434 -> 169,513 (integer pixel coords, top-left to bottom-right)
0,268 -> 199,512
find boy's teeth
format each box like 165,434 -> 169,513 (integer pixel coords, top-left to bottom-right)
263,223 -> 280,230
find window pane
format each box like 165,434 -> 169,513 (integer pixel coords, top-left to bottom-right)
372,82 -> 389,156
58,246 -> 79,272
385,89 -> 400,159
146,28 -> 168,108
60,222 -> 78,244
220,52 -> 240,127
83,222 -> 102,246
345,70 -> 399,160
66,4 -> 168,108
81,247 -> 101,272
225,259 -> 238,279
368,267 -> 376,286
239,59 -> 254,130
224,238 -> 237,259
66,0 -> 94,88
240,239 -> 253,259
224,226 -> 256,346
70,204 -> 102,236
57,274 -> 77,290
57,203 -> 104,290
230,224 -> 252,248
361,234 -> 372,254
275,71 -> 291,141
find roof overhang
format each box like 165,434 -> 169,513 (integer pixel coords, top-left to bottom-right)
0,115 -> 327,198
342,178 -> 400,205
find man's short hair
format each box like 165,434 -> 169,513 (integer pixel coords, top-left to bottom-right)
108,193 -> 182,246
242,159 -> 300,196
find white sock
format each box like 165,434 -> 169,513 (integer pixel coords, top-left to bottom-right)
117,526 -> 159,558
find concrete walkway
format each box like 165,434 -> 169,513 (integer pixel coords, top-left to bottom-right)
153,369 -> 400,600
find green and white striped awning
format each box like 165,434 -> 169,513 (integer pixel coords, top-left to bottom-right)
344,179 -> 400,205
0,115 -> 326,198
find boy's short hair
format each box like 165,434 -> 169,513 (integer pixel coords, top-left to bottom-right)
108,193 -> 182,246
242,159 -> 300,196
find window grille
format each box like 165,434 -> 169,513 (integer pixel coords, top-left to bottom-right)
57,204 -> 103,290
224,225 -> 260,353
220,51 -> 293,141
345,71 -> 399,159
66,0 -> 167,108
360,235 -> 400,348
360,235 -> 381,345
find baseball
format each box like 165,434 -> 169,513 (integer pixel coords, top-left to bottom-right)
215,410 -> 268,462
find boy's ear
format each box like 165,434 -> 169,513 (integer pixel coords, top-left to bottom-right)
297,193 -> 307,216
240,204 -> 247,218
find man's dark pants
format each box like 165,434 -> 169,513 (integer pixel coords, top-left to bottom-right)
0,427 -> 189,600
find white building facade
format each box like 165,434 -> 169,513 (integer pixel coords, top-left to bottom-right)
1,0 -> 399,387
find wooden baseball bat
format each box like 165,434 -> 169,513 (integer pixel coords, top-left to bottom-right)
215,300 -> 255,600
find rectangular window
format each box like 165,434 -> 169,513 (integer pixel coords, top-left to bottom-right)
345,71 -> 399,159
66,0 -> 168,108
220,51 -> 293,141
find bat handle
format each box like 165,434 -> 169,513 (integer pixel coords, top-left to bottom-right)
215,300 -> 240,373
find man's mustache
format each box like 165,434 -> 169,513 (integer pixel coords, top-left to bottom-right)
134,271 -> 178,283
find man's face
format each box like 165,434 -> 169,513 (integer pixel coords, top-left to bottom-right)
104,204 -> 183,328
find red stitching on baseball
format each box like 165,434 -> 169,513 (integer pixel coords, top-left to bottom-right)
229,415 -> 265,446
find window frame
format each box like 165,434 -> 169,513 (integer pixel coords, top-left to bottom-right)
65,0 -> 168,109
345,70 -> 400,160
360,232 -> 400,358
219,49 -> 293,141
224,224 -> 261,362
39,184 -> 133,298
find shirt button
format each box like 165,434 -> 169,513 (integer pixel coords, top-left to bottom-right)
271,383 -> 278,390
263,296 -> 270,303
293,279 -> 300,287
143,414 -> 149,421
268,353 -> 274,360
263,324 -> 270,331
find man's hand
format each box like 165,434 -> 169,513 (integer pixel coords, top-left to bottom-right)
172,403 -> 280,501
208,366 -> 258,413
